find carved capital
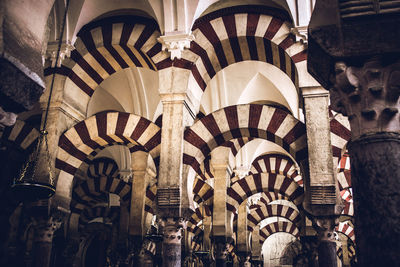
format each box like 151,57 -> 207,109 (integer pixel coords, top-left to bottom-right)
312,217 -> 339,242
291,26 -> 308,44
158,33 -> 195,60
331,56 -> 400,139
44,41 -> 74,67
215,241 -> 230,260
159,217 -> 186,244
32,216 -> 62,243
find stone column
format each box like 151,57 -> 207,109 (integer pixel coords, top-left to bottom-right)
157,64 -> 193,266
211,147 -> 233,266
202,213 -> 212,259
302,86 -> 342,267
27,201 -> 63,267
237,202 -> 250,266
128,151 -> 149,265
312,217 -> 338,267
331,57 -> 400,266
250,225 -> 262,267
159,218 -> 185,267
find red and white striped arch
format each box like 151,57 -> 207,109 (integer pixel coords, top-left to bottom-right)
192,177 -> 214,206
337,221 -> 356,244
259,221 -> 300,243
144,184 -> 157,214
56,111 -> 161,206
255,192 -> 290,206
249,153 -> 302,186
247,203 -> 300,231
227,173 -> 304,213
342,201 -> 354,217
0,120 -> 39,151
337,152 -> 351,190
329,109 -> 351,164
183,104 -> 307,184
45,16 -> 162,111
71,176 -> 131,213
86,157 -> 120,179
78,206 -> 120,229
177,9 -> 307,95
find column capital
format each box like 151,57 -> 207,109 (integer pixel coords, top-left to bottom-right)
331,56 -> 400,139
157,33 -> 194,60
44,41 -> 74,67
301,86 -> 329,98
311,216 -> 339,242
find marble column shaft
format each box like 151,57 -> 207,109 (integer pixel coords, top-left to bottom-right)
331,57 -> 400,266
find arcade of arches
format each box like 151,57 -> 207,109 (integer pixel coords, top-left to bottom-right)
0,0 -> 399,267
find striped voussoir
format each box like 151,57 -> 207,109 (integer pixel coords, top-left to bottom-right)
71,176 -> 131,213
329,109 -> 351,164
78,206 -> 120,228
0,120 -> 39,151
337,152 -> 351,190
188,224 -> 204,237
56,111 -> 160,201
340,188 -> 353,203
259,221 -> 299,243
87,157 -> 120,179
249,153 -> 303,186
187,207 -> 204,231
247,204 -> 300,231
342,200 -> 354,217
221,137 -> 255,157
192,177 -> 214,205
258,192 -> 290,205
191,232 -> 203,252
249,192 -> 291,211
174,9 -> 306,96
187,205 -> 212,231
337,221 -> 356,244
44,16 -> 160,99
183,104 -> 307,182
227,173 -> 304,213
337,246 -> 343,261
348,243 -> 356,260
144,184 -> 157,214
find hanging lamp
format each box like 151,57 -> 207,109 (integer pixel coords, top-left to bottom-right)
11,0 -> 70,201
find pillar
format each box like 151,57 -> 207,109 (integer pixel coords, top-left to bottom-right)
331,57 -> 400,266
157,65 -> 193,266
201,214 -> 212,266
159,218 -> 185,267
128,151 -> 149,265
26,201 -> 63,267
302,86 -> 342,267
312,217 -> 338,267
236,201 -> 250,266
211,147 -> 233,266
250,225 -> 262,267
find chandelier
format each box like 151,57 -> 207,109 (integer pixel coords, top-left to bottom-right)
11,0 -> 70,201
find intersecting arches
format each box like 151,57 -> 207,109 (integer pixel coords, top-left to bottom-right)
46,16 -> 162,115
178,6 -> 307,108
249,153 -> 303,186
183,103 -> 307,211
247,203 -> 301,231
55,111 -> 161,209
259,221 -> 300,244
227,173 -> 304,213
